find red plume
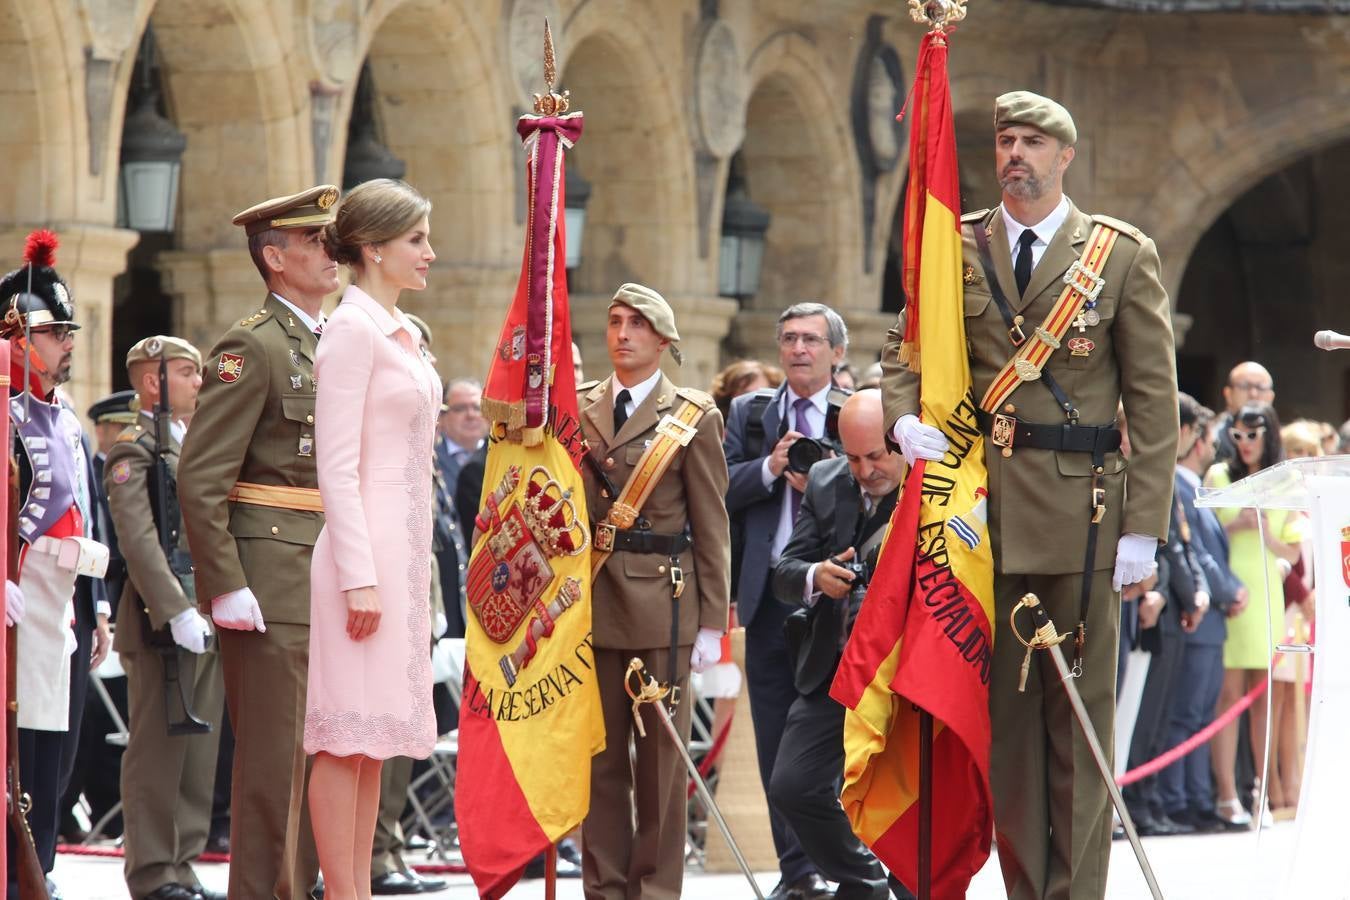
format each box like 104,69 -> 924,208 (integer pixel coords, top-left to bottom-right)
22,229 -> 58,269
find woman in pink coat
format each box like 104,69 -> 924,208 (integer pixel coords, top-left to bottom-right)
307,179 -> 440,899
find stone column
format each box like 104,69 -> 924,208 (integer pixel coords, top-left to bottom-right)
0,224 -> 140,418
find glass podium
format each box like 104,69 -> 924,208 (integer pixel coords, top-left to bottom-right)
1197,455 -> 1350,896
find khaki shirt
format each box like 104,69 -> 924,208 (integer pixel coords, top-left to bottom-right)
179,294 -> 323,624
881,202 -> 1178,574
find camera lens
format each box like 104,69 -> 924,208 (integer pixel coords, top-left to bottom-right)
786,438 -> 825,474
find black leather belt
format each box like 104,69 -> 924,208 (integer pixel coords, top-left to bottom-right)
974,408 -> 1121,455
604,527 -> 691,555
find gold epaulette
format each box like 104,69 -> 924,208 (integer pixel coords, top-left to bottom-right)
114,424 -> 144,443
1090,213 -> 1144,242
239,308 -> 272,327
961,208 -> 991,223
674,386 -> 715,412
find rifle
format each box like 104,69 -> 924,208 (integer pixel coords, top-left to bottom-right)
146,352 -> 210,737
7,458 -> 49,897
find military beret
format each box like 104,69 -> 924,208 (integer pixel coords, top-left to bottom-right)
231,184 -> 340,237
125,335 -> 203,371
609,283 -> 683,365
994,91 -> 1077,146
87,389 -> 139,426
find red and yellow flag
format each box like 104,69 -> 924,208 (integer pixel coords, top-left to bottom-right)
455,105 -> 605,899
829,32 -> 994,899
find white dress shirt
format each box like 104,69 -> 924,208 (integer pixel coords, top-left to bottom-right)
1001,194 -> 1071,271
272,292 -> 327,334
610,369 -> 662,422
762,383 -> 831,564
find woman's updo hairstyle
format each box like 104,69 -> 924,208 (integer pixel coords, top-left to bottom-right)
322,179 -> 432,268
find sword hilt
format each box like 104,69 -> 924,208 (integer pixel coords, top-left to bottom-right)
1009,593 -> 1068,692
623,657 -> 672,739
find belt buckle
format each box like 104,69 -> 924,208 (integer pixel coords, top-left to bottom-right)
990,413 -> 1017,451
670,562 -> 685,599
1091,471 -> 1107,524
656,415 -> 697,447
1063,260 -> 1105,303
595,523 -> 617,553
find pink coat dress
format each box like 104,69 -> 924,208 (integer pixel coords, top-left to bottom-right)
304,285 -> 440,759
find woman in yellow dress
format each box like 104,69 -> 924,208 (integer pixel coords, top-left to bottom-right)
1203,403 -> 1304,829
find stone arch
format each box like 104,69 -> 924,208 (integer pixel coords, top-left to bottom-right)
734,31 -> 865,361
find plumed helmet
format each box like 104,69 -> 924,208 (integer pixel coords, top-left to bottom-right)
0,230 -> 80,340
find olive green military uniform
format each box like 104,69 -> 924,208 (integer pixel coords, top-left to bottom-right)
178,294 -> 323,900
577,372 -> 730,900
108,417 -> 224,899
882,202 -> 1177,899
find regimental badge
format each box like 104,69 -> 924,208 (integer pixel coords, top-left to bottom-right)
1068,336 -> 1095,358
290,374 -> 303,391
109,460 -> 132,485
298,434 -> 314,457
289,350 -> 302,368
466,465 -> 589,649
218,353 -> 244,383
962,265 -> 983,286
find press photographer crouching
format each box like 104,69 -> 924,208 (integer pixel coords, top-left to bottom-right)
769,389 -> 915,900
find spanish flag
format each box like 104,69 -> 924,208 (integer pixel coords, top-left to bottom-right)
455,106 -> 605,898
829,32 -> 995,899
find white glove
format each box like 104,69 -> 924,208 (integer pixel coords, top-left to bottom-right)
5,581 -> 23,626
1112,533 -> 1159,592
169,607 -> 212,654
892,414 -> 949,466
690,628 -> 724,674
211,587 -> 267,632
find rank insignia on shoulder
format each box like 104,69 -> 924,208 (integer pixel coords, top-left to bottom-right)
110,460 -> 132,485
218,353 -> 245,383
239,309 -> 267,326
963,265 -> 983,286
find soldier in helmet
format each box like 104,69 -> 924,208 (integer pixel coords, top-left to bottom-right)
106,335 -> 225,900
178,185 -> 340,900
1,229 -> 111,896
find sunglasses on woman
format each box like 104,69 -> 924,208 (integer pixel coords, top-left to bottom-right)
1230,426 -> 1266,443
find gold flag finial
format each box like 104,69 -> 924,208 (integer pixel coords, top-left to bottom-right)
533,19 -> 571,115
909,0 -> 968,34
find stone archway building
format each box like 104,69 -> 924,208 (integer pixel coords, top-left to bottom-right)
4,0 -> 1349,420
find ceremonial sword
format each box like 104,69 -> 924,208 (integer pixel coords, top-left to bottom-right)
624,658 -> 766,900
1010,594 -> 1164,900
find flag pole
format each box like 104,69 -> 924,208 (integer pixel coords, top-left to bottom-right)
903,4 -> 968,897
544,844 -> 558,900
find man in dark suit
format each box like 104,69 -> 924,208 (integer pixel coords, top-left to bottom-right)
725,301 -> 849,900
1158,393 -> 1244,830
768,390 -> 912,900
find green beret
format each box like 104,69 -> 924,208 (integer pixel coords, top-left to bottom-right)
609,283 -> 683,365
994,91 -> 1077,146
125,335 -> 203,371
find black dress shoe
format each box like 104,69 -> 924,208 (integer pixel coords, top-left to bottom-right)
522,852 -> 583,879
371,871 -> 425,895
783,873 -> 834,900
410,871 -> 447,892
190,887 -> 226,900
143,885 -> 199,900
1155,813 -> 1194,835
556,837 -> 583,866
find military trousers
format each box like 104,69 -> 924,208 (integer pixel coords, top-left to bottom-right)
120,647 -> 224,898
218,623 -> 319,900
371,755 -> 413,878
989,569 -> 1119,900
582,646 -> 691,900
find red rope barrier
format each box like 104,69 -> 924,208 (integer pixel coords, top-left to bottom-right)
1117,676 -> 1268,787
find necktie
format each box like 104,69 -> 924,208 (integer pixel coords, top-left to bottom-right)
1014,229 -> 1037,297
790,396 -> 814,521
614,389 -> 631,433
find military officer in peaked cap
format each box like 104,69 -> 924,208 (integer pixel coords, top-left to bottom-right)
178,184 -> 340,900
107,335 -> 225,900
883,92 -> 1177,899
577,283 -> 729,899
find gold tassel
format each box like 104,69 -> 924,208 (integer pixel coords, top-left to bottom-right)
899,341 -> 920,374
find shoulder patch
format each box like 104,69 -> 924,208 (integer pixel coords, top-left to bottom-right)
675,387 -> 715,412
217,352 -> 245,383
109,459 -> 132,485
960,208 -> 991,223
1090,213 -> 1145,242
239,308 -> 272,328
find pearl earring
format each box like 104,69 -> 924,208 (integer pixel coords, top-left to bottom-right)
374,254 -> 382,264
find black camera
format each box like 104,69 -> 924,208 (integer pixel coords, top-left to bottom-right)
843,559 -> 871,604
786,436 -> 842,474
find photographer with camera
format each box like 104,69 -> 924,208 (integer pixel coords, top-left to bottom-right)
724,302 -> 851,900
768,389 -> 913,900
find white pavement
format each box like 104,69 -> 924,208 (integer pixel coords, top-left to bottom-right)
53,821 -> 1305,899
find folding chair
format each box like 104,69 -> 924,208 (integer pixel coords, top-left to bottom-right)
82,650 -> 130,844
403,638 -> 463,861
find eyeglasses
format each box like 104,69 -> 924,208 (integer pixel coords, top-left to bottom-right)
32,325 -> 74,342
1230,381 -> 1273,393
778,332 -> 829,349
446,403 -> 481,415
1230,427 -> 1266,443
